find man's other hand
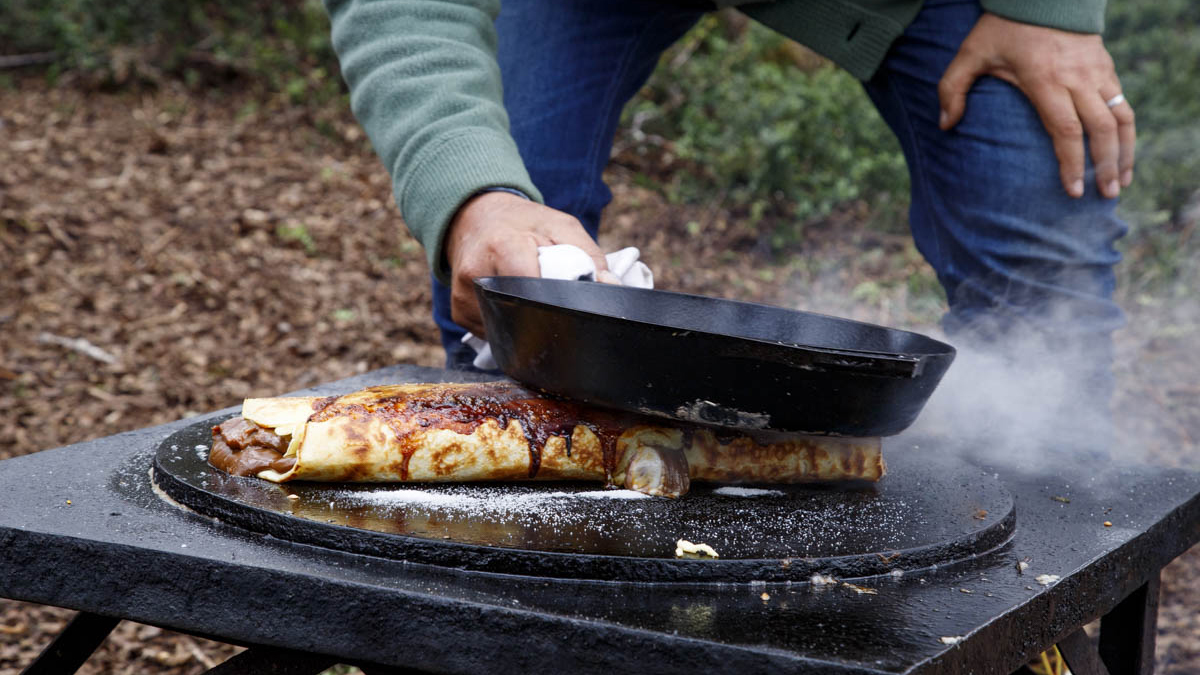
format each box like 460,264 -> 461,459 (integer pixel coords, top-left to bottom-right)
444,192 -> 610,336
938,12 -> 1135,199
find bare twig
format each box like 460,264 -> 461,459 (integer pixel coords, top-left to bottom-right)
36,332 -> 120,365
0,52 -> 56,69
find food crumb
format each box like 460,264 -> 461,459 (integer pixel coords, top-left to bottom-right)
841,582 -> 878,595
65,499 -> 71,505
810,573 -> 837,586
287,494 -> 299,500
1051,496 -> 1071,503
959,588 -> 973,594
940,636 -> 963,645
760,592 -> 770,601
1035,574 -> 1060,586
1103,521 -> 1112,527
973,509 -> 988,520
1016,561 -> 1030,574
675,539 -> 719,559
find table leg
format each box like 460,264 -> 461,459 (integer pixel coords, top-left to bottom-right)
1059,628 -> 1111,675
21,611 -> 120,675
1098,573 -> 1161,675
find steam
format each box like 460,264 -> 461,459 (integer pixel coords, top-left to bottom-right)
901,330 -> 1119,471
784,228 -> 1200,473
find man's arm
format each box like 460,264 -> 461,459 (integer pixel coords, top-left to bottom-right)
325,0 -> 607,334
325,0 -> 535,280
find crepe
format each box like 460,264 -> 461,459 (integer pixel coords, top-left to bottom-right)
209,381 -> 883,498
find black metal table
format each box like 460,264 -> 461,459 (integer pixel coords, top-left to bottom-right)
1,365 -> 1197,675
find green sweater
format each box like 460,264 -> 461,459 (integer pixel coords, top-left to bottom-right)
323,0 -> 1106,284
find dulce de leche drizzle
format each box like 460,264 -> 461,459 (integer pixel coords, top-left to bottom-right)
209,417 -> 297,477
308,381 -> 631,480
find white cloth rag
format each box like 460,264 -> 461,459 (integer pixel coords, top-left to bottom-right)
463,244 -> 654,370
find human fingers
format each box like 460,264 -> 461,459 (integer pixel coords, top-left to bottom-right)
937,45 -> 987,130
596,270 -> 622,285
449,275 -> 486,337
449,233 -> 540,336
1026,82 -> 1087,198
1104,86 -> 1136,187
535,216 -> 610,278
1072,88 -> 1122,198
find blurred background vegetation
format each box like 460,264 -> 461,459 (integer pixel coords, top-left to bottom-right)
1,0 -> 1196,300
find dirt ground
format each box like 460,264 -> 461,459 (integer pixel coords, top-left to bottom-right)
1,80 -> 1196,674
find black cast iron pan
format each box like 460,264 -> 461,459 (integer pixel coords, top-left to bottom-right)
474,277 -> 955,437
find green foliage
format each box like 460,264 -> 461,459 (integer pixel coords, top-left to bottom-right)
276,222 -> 318,256
1106,0 -> 1200,225
1103,0 -> 1200,298
623,17 -> 908,243
0,0 -> 340,99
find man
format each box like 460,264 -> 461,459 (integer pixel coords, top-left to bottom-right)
322,0 -> 1133,425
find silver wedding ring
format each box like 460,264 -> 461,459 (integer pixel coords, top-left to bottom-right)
1105,93 -> 1126,109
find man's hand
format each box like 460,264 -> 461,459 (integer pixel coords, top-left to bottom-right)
444,191 -> 610,336
938,13 -> 1135,199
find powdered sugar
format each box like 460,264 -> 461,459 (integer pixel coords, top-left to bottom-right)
573,489 -> 651,500
348,488 -> 470,508
334,485 -> 651,516
713,486 -> 785,498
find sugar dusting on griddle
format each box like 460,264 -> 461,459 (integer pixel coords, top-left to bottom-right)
341,486 -> 650,510
713,486 -> 785,498
311,479 -> 948,560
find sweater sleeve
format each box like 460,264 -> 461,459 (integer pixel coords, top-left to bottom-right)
980,0 -> 1107,34
323,0 -> 543,284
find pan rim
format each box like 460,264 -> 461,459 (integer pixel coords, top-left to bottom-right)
474,276 -> 955,359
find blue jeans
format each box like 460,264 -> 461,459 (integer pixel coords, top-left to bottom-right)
432,0 -> 1126,424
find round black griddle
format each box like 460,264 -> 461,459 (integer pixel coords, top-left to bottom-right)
153,415 -> 1014,582
474,277 -> 955,437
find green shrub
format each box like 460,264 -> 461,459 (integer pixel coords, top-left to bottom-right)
1106,0 -> 1200,226
622,17 -> 909,244
0,0 -> 339,98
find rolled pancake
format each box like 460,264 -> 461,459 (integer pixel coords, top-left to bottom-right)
210,382 -> 884,498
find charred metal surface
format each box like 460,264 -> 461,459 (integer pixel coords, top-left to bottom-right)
0,364 -> 1197,675
21,611 -> 119,675
153,417 -> 1014,582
